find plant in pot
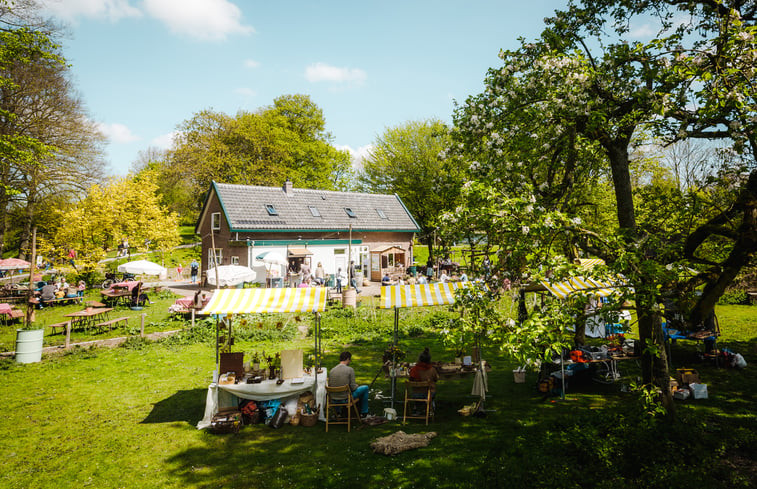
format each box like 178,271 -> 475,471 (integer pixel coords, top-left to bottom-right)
251,351 -> 260,371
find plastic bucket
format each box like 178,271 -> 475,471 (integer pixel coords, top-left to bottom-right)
15,328 -> 44,364
513,370 -> 526,383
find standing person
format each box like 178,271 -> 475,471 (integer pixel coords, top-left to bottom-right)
425,258 -> 434,282
314,262 -> 325,286
190,259 -> 199,284
336,267 -> 346,294
349,260 -> 361,294
328,351 -> 370,417
77,280 -> 86,298
176,263 -> 183,281
300,261 -> 311,284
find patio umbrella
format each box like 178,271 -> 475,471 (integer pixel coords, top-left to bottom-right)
206,265 -> 257,287
0,258 -> 31,270
255,251 -> 288,266
117,259 -> 167,278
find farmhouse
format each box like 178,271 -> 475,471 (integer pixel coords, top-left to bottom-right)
195,181 -> 421,285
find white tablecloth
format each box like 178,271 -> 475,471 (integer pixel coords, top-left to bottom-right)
197,368 -> 327,429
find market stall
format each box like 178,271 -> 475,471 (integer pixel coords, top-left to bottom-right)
379,282 -> 475,408
196,287 -> 328,429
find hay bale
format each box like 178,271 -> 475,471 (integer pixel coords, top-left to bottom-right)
370,430 -> 437,456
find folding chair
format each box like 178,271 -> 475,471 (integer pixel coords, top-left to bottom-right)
325,384 -> 361,432
403,380 -> 433,425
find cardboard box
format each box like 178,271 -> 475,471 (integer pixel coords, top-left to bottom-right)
280,349 -> 303,379
673,388 -> 690,400
676,368 -> 700,385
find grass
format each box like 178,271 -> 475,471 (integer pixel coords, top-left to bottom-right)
0,299 -> 754,488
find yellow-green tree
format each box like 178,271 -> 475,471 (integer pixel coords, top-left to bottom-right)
46,172 -> 180,273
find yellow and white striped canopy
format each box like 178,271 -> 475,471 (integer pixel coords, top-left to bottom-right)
577,258 -> 605,272
199,287 -> 327,315
379,282 -> 468,309
541,276 -> 617,300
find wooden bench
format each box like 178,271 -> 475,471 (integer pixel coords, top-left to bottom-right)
49,321 -> 70,335
40,296 -> 82,307
94,316 -> 129,332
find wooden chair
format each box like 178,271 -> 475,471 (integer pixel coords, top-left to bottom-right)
325,384 -> 361,432
403,380 -> 433,425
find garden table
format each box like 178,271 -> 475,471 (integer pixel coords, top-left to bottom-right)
198,368 -> 328,429
64,307 -> 113,331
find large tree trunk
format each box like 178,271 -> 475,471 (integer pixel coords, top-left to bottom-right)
637,303 -> 674,414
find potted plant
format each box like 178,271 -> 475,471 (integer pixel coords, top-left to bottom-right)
251,351 -> 260,371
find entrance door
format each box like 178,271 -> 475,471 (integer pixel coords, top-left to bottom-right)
334,248 -> 346,275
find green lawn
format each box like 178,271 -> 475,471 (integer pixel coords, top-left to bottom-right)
0,301 -> 754,489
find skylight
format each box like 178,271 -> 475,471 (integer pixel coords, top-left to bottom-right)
265,204 -> 278,216
376,208 -> 387,219
344,207 -> 356,218
308,206 -> 321,217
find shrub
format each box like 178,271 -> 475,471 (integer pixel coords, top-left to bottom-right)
718,289 -> 749,305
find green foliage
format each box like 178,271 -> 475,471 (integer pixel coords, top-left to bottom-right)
718,289 -> 749,305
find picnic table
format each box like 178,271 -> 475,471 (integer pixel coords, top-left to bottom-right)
64,307 -> 113,331
101,288 -> 131,305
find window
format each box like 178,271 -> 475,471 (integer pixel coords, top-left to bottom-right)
265,204 -> 278,216
376,208 -> 387,219
208,248 -> 222,267
231,256 -> 239,265
344,207 -> 356,218
211,212 -> 221,230
308,206 -> 321,217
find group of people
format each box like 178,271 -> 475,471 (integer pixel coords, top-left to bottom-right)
285,260 -> 362,294
37,277 -> 85,307
328,347 -> 438,418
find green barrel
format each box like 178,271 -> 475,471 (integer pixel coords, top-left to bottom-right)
15,328 -> 44,364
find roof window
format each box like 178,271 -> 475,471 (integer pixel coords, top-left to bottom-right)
308,206 -> 321,217
265,204 -> 278,216
376,208 -> 387,219
344,207 -> 356,218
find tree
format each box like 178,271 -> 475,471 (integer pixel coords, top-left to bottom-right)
358,119 -> 463,259
163,94 -> 352,215
43,172 -> 180,274
449,0 -> 757,413
0,1 -> 105,258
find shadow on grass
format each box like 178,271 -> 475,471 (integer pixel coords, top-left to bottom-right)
141,388 -> 207,425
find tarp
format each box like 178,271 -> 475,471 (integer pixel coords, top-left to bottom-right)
199,287 -> 328,314
379,282 -> 469,309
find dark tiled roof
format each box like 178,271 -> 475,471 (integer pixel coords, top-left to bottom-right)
214,182 -> 421,232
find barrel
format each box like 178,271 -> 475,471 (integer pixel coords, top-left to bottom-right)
15,328 -> 44,364
408,266 -> 417,276
342,289 -> 357,308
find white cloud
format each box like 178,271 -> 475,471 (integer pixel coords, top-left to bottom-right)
143,0 -> 253,41
305,63 -> 367,84
40,0 -> 142,22
150,131 -> 180,149
628,22 -> 655,39
235,87 -> 256,97
244,59 -> 260,68
97,122 -> 140,143
335,144 -> 373,169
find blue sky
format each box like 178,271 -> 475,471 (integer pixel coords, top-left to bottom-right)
41,0 -> 562,174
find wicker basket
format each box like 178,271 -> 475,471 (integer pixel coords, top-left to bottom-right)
300,406 -> 319,427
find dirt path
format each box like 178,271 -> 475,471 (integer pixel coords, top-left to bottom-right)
0,329 -> 183,358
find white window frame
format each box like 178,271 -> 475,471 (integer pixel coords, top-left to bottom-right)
211,212 -> 221,231
208,248 -> 222,268
231,256 -> 239,265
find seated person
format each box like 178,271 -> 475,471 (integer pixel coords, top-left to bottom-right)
40,281 -> 56,305
381,273 -> 392,286
328,351 -> 370,417
417,275 -> 428,284
409,347 -> 439,404
65,286 -> 78,298
130,282 -> 149,307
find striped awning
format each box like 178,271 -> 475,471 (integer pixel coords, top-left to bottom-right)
379,282 -> 468,309
577,258 -> 605,272
199,287 -> 327,315
541,276 -> 617,300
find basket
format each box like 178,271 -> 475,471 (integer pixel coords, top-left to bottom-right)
513,369 -> 526,384
210,408 -> 242,434
300,406 -> 319,427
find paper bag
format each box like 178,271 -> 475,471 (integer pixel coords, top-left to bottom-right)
281,349 -> 303,379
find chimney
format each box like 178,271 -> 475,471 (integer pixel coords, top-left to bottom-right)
283,178 -> 293,194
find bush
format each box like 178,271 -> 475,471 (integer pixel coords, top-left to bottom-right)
718,289 -> 749,305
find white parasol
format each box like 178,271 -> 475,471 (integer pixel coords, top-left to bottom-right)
254,251 -> 288,266
206,265 -> 257,287
117,259 -> 167,278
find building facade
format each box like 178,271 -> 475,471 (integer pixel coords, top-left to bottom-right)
195,181 -> 421,285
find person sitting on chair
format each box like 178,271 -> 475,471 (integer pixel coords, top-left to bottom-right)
409,347 -> 439,406
381,273 -> 392,286
39,281 -> 56,307
328,351 -> 370,417
130,282 -> 149,307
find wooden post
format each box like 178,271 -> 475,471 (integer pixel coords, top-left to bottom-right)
64,321 -> 71,349
140,313 -> 146,337
25,227 -> 37,328
191,307 -> 195,328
